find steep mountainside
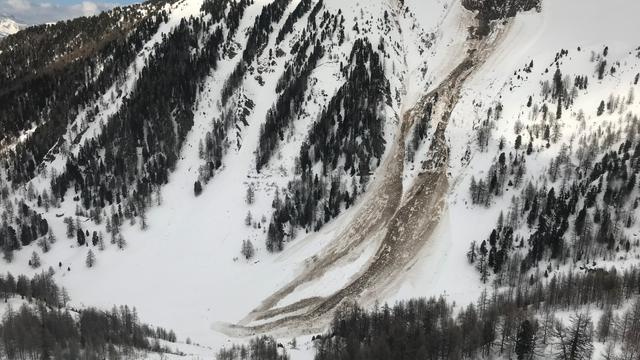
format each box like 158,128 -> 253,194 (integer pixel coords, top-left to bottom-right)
0,16 -> 23,38
1,0 -> 640,358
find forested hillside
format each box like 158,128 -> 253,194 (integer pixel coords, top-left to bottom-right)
0,271 -> 180,359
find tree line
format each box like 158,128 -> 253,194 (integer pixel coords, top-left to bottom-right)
216,335 -> 289,360
0,271 -> 178,360
313,266 -> 640,360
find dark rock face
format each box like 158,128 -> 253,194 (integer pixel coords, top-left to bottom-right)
462,0 -> 540,36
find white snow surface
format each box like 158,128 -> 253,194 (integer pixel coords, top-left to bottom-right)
0,16 -> 23,38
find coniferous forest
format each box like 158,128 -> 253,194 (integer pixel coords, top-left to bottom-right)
223,266 -> 639,360
0,271 -> 178,359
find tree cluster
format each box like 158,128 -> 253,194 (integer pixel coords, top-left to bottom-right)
0,199 -> 50,262
221,0 -> 292,105
49,16 -> 225,229
0,303 -> 177,360
217,335 -> 288,360
266,38 -> 390,252
256,38 -> 324,171
0,271 -> 178,359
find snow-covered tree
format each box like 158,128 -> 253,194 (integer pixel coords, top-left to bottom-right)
117,234 -> 127,250
29,251 -> 41,268
245,185 -> 255,205
241,240 -> 255,260
86,250 -> 96,268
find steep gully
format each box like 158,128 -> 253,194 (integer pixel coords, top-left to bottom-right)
220,19 -> 512,337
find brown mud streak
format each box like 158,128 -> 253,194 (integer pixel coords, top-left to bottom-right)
236,99 -> 410,325
221,25 -> 510,337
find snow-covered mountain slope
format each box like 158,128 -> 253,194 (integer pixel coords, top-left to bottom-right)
0,15 -> 24,38
1,0 -> 640,358
393,0 -> 640,305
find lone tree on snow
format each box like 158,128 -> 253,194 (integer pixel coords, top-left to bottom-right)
194,180 -> 203,196
241,240 -> 255,260
86,250 -> 96,268
29,251 -> 41,268
245,185 -> 255,204
116,234 -> 127,250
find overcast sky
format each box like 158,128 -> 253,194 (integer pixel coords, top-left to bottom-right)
1,0 -> 137,25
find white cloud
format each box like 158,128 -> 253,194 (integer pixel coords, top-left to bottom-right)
6,0 -> 31,11
77,1 -> 99,15
1,0 -> 122,25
